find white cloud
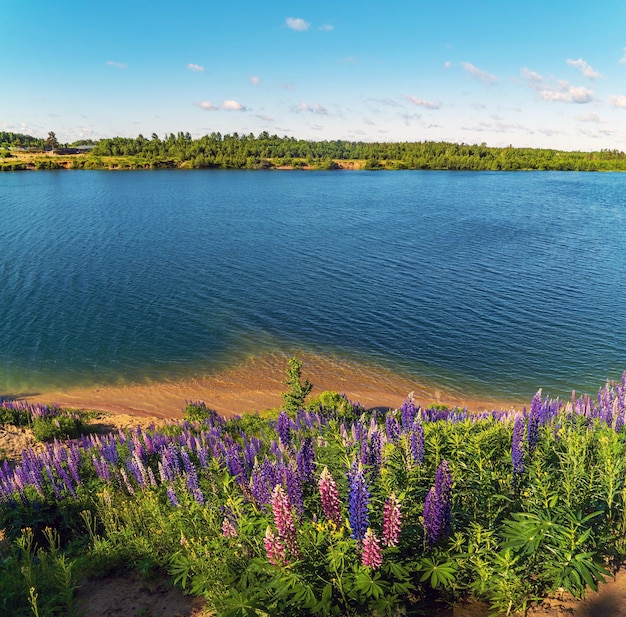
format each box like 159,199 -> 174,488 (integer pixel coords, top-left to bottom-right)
520,67 -> 544,84
250,75 -> 261,85
576,111 -> 606,123
541,84 -> 593,103
609,94 -> 626,108
405,95 -> 441,109
254,114 -> 274,122
286,17 -> 310,31
620,48 -> 626,64
222,100 -> 247,111
444,61 -> 452,68
194,101 -> 218,110
106,61 -> 127,69
296,102 -> 328,115
319,24 -> 334,31
187,63 -> 205,72
567,58 -> 602,79
460,62 -> 498,84
521,68 -> 593,104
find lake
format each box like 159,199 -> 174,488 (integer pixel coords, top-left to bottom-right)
1,169 -> 625,401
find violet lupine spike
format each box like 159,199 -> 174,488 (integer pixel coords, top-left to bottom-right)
361,528 -> 383,569
382,493 -> 402,548
271,484 -> 299,558
423,460 -> 452,549
411,419 -> 425,466
226,444 -> 246,484
512,415 -> 525,478
385,414 -> 401,442
318,467 -> 343,527
167,486 -> 179,507
400,394 -> 417,432
347,461 -> 370,542
251,465 -> 272,507
296,437 -> 315,484
368,430 -> 382,475
277,410 -> 292,448
264,526 -> 288,567
282,464 -> 304,518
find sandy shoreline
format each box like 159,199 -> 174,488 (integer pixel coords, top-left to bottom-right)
20,353 -> 525,419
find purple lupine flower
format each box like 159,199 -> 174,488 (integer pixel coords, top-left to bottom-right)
400,394 -> 417,432
361,528 -> 383,569
318,467 -> 343,527
423,460 -> 452,549
167,486 -> 179,507
512,415 -> 525,478
527,398 -> 540,456
347,461 -> 370,542
251,464 -> 272,507
127,457 -> 145,488
385,415 -> 401,442
226,444 -> 246,484
271,484 -> 299,558
277,410 -> 292,448
264,526 -> 288,567
382,493 -> 402,547
368,430 -> 382,475
282,464 -> 304,518
410,419 -> 424,465
296,437 -> 315,484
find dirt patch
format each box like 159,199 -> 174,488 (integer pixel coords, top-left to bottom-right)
75,570 -> 208,617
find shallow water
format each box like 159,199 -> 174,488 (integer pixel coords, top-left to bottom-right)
1,169 -> 625,400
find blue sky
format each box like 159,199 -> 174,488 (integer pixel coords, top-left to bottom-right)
3,0 -> 626,150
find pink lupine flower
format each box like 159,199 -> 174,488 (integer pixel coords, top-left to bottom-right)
318,467 -> 343,527
264,526 -> 288,567
361,528 -> 383,569
382,493 -> 402,547
271,484 -> 300,558
222,517 -> 237,538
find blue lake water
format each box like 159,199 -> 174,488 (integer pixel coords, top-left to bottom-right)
1,169 -> 625,400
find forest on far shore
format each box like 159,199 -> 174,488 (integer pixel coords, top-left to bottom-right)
2,130 -> 626,171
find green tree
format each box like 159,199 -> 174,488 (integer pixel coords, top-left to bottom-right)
281,356 -> 313,415
46,131 -> 59,150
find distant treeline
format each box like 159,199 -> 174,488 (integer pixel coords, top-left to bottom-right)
2,130 -> 626,171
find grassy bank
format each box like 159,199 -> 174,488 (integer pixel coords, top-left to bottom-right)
1,361 -> 626,616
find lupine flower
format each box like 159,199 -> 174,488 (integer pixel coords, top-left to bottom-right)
271,484 -> 299,557
423,460 -> 452,549
296,437 -> 315,484
512,415 -> 525,478
400,394 -> 417,431
282,464 -> 304,518
167,486 -> 179,507
264,526 -> 288,567
347,461 -> 370,542
361,528 -> 383,569
277,410 -> 292,447
318,467 -> 343,527
222,517 -> 237,538
385,415 -> 401,442
382,493 -> 402,547
410,419 -> 424,465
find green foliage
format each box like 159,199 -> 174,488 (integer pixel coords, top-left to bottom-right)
182,401 -> 220,423
31,414 -> 85,442
4,130 -> 626,171
281,356 -> 313,415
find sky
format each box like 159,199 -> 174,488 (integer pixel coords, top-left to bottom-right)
3,0 -> 626,151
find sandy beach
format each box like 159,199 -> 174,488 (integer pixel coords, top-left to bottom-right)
23,352 -> 525,419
